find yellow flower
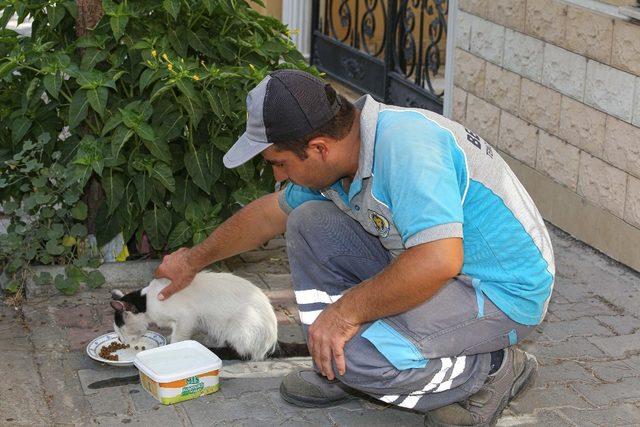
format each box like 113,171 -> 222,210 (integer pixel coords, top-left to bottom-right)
162,53 -> 169,61
167,63 -> 173,71
151,49 -> 157,58
192,75 -> 200,81
249,64 -> 255,71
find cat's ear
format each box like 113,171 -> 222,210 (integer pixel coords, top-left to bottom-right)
110,300 -> 126,311
111,289 -> 124,299
110,300 -> 137,313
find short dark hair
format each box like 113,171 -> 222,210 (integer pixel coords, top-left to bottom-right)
272,85 -> 356,160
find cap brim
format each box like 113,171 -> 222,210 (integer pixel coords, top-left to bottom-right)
223,132 -> 273,169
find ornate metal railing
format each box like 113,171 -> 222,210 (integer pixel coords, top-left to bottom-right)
311,0 -> 448,113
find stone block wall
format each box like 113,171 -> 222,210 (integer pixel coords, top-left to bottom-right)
453,0 -> 640,270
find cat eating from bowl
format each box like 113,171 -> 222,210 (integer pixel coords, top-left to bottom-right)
109,271 -> 278,361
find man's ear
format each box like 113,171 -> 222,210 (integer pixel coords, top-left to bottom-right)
307,137 -> 330,159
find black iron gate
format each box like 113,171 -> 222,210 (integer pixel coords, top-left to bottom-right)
310,0 -> 448,113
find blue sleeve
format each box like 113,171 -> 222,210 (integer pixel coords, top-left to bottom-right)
372,111 -> 466,247
277,183 -> 328,214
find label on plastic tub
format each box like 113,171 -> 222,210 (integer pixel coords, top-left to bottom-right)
140,370 -> 220,405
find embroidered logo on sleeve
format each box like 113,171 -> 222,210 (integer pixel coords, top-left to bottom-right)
368,210 -> 390,237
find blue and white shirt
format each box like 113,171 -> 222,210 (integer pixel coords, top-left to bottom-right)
278,95 -> 555,326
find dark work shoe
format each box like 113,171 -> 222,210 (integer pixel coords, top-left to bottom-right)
424,348 -> 538,427
279,368 -> 356,408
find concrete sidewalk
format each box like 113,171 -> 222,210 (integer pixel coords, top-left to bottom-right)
2,224 -> 640,426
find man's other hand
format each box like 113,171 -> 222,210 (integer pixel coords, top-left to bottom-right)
307,303 -> 359,380
154,247 -> 198,300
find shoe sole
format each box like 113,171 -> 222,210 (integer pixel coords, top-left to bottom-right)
424,352 -> 539,427
279,383 -> 356,408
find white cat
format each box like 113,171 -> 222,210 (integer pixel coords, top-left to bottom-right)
110,271 -> 278,361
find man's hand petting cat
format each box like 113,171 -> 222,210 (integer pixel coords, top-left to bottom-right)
155,248 -> 198,300
307,303 -> 359,381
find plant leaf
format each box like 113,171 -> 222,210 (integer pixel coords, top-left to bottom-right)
43,73 -> 62,99
134,122 -> 155,142
11,117 -> 31,143
167,221 -> 192,248
110,15 -> 128,39
101,170 -> 125,215
143,135 -> 171,163
46,240 -> 65,256
163,0 -> 181,20
71,201 -> 88,220
86,270 -> 105,288
143,206 -> 172,250
111,125 -> 134,158
68,90 -> 89,129
134,173 -> 152,209
184,148 -> 210,194
139,69 -> 160,92
150,161 -> 175,192
87,87 -> 108,118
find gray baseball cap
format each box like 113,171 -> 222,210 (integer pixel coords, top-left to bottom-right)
223,69 -> 341,168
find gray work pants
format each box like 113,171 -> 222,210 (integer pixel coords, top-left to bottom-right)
285,201 -> 536,412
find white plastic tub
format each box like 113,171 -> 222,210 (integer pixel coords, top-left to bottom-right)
133,340 -> 222,405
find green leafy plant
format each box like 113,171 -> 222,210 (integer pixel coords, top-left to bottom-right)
0,0 -> 313,295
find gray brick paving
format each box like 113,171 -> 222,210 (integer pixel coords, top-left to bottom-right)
558,404 -> 640,427
589,333 -> 640,358
2,224 -> 640,425
571,377 -> 640,407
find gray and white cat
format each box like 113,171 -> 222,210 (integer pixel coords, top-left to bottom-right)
110,271 -> 278,361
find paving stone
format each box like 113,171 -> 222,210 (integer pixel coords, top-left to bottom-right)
77,367 -> 140,396
183,391 -> 279,424
548,299 -> 621,321
92,407 -> 185,426
260,273 -> 293,290
589,333 -> 640,358
85,386 -> 133,416
508,385 -> 593,414
539,317 -> 613,341
278,323 -> 305,346
261,236 -> 286,250
497,409 -> 576,427
596,314 -> 639,336
223,271 -> 268,289
0,349 -> 52,425
571,376 -> 640,407
536,360 -> 595,386
32,353 -> 93,425
239,248 -> 287,263
327,405 -> 424,426
586,360 -> 639,383
126,383 -> 162,412
559,404 -> 640,427
529,337 -> 607,362
220,376 -> 282,399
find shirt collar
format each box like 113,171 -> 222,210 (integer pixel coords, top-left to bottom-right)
353,94 -> 381,181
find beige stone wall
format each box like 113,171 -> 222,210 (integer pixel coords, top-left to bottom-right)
453,0 -> 640,270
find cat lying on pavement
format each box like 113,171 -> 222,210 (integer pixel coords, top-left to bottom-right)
110,271 -> 278,361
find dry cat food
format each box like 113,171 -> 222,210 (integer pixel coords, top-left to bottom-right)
99,341 -> 130,361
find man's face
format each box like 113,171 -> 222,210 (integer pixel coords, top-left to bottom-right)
262,145 -> 339,190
